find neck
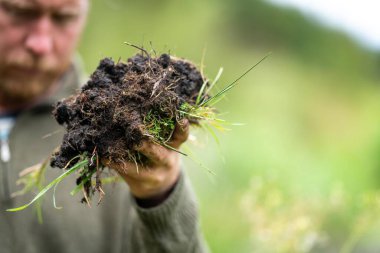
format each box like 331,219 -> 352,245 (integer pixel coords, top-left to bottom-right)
0,101 -> 29,115
0,106 -> 9,115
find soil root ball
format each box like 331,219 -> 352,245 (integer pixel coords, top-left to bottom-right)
51,53 -> 207,169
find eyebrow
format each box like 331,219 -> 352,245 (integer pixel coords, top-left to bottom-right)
0,0 -> 36,8
0,0 -> 84,16
0,1 -> 38,17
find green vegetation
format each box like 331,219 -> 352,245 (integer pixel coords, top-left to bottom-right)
7,156 -> 89,212
242,177 -> 380,253
7,153 -> 122,215
75,0 -> 380,252
144,110 -> 176,143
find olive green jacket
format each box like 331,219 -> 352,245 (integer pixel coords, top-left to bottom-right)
0,63 -> 208,253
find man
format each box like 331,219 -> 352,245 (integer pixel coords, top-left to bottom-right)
0,0 -> 208,252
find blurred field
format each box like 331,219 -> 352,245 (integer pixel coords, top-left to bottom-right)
79,0 -> 380,252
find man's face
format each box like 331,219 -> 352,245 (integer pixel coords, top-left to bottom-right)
0,0 -> 88,106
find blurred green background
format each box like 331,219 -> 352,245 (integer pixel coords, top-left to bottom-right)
79,0 -> 380,252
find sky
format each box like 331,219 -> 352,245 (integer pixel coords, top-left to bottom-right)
267,0 -> 380,51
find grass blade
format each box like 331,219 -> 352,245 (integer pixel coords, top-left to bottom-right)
159,142 -> 188,156
199,53 -> 271,107
196,79 -> 210,105
6,159 -> 88,212
53,182 -> 63,210
70,176 -> 90,196
205,67 -> 224,96
203,123 -> 220,146
182,145 -> 216,175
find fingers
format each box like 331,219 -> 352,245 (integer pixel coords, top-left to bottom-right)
101,157 -> 150,177
167,119 -> 189,149
103,140 -> 176,173
135,119 -> 189,162
102,119 -> 189,172
102,154 -> 178,185
136,141 -> 170,165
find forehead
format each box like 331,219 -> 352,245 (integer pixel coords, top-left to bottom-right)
1,0 -> 87,11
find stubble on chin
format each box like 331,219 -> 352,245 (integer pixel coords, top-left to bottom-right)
0,73 -> 59,107
0,49 -> 71,107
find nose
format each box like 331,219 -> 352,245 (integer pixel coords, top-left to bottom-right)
25,16 -> 53,56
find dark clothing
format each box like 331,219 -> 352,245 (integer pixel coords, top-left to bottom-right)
0,63 -> 208,253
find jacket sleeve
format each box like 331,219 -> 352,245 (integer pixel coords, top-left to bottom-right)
126,171 -> 209,253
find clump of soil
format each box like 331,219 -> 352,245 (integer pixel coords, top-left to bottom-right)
51,53 -> 207,171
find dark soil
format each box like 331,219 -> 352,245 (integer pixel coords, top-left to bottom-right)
51,53 -> 207,171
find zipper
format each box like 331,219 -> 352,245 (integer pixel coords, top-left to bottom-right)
0,116 -> 14,201
1,139 -> 11,199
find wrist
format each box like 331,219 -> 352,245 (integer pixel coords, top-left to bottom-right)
134,175 -> 180,208
129,165 -> 181,198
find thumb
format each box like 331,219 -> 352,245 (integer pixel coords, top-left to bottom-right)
167,119 -> 189,149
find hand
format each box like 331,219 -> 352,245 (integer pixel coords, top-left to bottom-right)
102,119 -> 189,200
